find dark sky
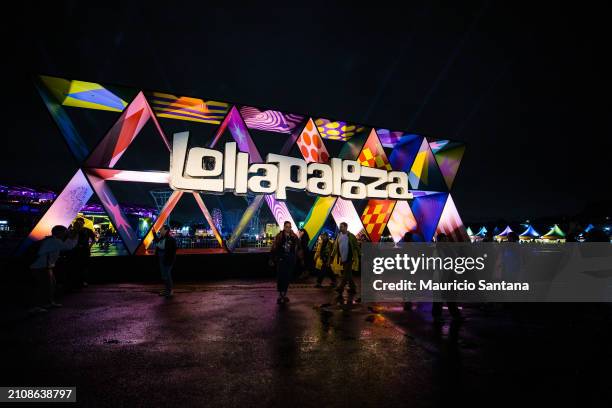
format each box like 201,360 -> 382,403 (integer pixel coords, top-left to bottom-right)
2,2 -> 610,222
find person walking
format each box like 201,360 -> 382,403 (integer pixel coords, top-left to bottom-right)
29,225 -> 78,313
69,218 -> 96,288
270,221 -> 301,304
431,233 -> 463,321
331,222 -> 359,296
314,232 -> 336,288
154,225 -> 177,298
297,228 -> 312,279
400,232 -> 414,311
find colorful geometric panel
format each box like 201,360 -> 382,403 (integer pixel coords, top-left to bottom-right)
435,194 -> 469,242
35,79 -> 89,163
407,138 -> 447,191
40,75 -> 128,112
358,129 -> 392,170
226,194 -> 266,251
148,92 -> 229,124
86,92 -> 169,168
360,200 -> 396,242
22,170 -> 93,247
410,192 -> 448,242
376,128 -> 408,148
387,200 -> 418,243
296,118 -> 330,163
331,198 -> 368,239
429,140 -> 466,189
302,196 -> 337,248
210,106 -> 261,161
239,106 -> 304,134
388,134 -> 424,172
314,118 -> 365,141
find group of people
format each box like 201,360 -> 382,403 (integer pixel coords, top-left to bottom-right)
27,218 -> 95,314
270,221 -> 361,304
269,223 -> 466,322
26,219 -> 178,314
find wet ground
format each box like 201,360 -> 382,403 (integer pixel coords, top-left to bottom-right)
1,279 -> 612,407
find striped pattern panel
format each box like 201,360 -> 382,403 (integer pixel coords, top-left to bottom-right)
148,92 -> 229,124
239,106 -> 304,133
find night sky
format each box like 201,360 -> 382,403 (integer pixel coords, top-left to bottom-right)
2,3 -> 610,223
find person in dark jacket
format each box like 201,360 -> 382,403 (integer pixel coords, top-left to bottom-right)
314,232 -> 336,287
154,225 -> 177,298
431,233 -> 462,321
400,232 -> 414,311
270,221 -> 302,304
69,217 -> 96,289
297,228 -> 312,279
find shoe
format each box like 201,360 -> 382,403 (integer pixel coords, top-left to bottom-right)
314,284 -> 323,288
49,302 -> 63,308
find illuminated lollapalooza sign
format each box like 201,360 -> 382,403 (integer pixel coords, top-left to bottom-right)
23,75 -> 468,255
170,133 -> 413,200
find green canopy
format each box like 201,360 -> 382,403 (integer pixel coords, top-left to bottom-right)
541,224 -> 566,239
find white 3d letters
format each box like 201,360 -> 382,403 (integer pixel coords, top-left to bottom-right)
169,132 -> 413,200
266,153 -> 307,200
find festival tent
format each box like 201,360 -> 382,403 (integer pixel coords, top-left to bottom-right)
519,225 -> 540,241
584,224 -> 594,233
495,225 -> 513,241
540,224 -> 566,242
475,226 -> 488,237
466,227 -> 474,237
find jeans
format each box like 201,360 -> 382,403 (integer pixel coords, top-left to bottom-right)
276,255 -> 295,294
336,261 -> 356,294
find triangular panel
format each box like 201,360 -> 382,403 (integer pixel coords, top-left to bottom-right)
86,92 -> 169,168
387,200 -> 418,243
429,140 -> 466,189
435,194 -> 469,242
361,200 -> 396,242
410,192 -> 448,242
21,170 -> 93,249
